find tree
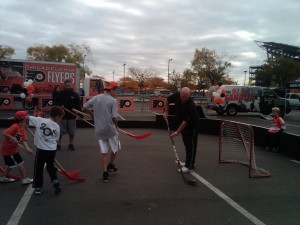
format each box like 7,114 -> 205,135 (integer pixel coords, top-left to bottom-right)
145,76 -> 166,89
128,66 -> 159,92
190,48 -> 233,86
117,77 -> 138,93
256,57 -> 300,87
26,43 -> 92,79
0,45 -> 15,59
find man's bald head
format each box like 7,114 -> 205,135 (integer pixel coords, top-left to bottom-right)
180,87 -> 191,103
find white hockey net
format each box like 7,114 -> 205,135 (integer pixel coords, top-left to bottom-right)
219,120 -> 271,178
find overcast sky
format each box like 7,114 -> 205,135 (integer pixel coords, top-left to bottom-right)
1,0 -> 300,85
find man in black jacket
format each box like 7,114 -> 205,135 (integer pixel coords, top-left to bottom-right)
54,79 -> 82,151
163,87 -> 199,172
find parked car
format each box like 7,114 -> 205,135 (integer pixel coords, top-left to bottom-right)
285,93 -> 300,108
152,89 -> 172,98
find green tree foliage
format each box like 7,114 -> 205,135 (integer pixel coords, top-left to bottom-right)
0,45 -> 15,59
190,48 -> 232,86
256,57 -> 300,87
26,43 -> 92,79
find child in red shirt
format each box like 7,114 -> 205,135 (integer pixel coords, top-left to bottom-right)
266,107 -> 286,152
0,111 -> 34,183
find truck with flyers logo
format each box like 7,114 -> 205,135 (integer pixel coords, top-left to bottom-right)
0,59 -> 106,111
207,85 -> 291,116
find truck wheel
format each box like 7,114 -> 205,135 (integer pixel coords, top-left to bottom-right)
226,104 -> 238,116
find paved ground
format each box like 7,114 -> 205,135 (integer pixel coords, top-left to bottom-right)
1,128 -> 300,225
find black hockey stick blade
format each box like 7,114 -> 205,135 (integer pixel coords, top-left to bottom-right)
176,161 -> 197,186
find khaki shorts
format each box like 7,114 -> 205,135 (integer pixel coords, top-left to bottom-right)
98,135 -> 121,154
59,119 -> 76,135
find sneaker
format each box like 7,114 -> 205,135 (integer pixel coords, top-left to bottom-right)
68,144 -> 75,151
56,144 -> 61,151
175,161 -> 185,167
266,147 -> 271,151
22,177 -> 33,185
34,188 -> 42,195
107,164 -> 118,172
0,175 -> 15,183
178,166 -> 193,173
53,180 -> 61,194
272,147 -> 280,153
103,172 -> 109,183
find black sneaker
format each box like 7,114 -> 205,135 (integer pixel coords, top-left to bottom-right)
107,164 -> 118,172
53,180 -> 61,194
68,144 -> 75,151
34,188 -> 42,195
56,144 -> 61,151
103,172 -> 109,183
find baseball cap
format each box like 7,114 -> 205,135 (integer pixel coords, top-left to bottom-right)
14,111 -> 28,121
105,81 -> 119,90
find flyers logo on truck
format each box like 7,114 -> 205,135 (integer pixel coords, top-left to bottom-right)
26,70 -> 46,82
0,98 -> 11,106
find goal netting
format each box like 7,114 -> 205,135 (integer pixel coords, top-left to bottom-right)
219,120 -> 271,178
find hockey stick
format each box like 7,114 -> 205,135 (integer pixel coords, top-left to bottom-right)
72,108 -> 152,140
27,128 -> 85,182
0,166 -> 21,180
165,118 -> 196,186
117,128 -> 152,140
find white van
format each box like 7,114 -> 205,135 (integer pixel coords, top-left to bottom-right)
285,93 -> 300,108
207,85 -> 291,116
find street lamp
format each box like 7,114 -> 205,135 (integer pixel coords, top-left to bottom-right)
243,70 -> 247,86
83,54 -> 86,77
168,59 -> 172,85
123,62 -> 126,86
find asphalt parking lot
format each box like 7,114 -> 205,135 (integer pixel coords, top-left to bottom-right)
1,127 -> 300,225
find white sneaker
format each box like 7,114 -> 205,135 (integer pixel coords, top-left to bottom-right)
0,175 -> 15,183
175,161 -> 185,167
178,166 -> 192,173
22,177 -> 33,185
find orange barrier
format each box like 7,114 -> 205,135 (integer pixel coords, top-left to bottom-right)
149,98 -> 165,111
117,97 -> 134,111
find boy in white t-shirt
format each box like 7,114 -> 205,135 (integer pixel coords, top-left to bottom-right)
27,106 -> 65,195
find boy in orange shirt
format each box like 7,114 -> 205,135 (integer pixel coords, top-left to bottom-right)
0,111 -> 34,183
266,107 -> 286,152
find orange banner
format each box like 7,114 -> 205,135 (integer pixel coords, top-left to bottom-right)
117,97 -> 134,111
38,95 -> 54,111
149,98 -> 165,111
0,95 -> 14,109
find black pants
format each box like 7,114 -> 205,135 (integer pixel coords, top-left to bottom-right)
33,148 -> 58,188
182,129 -> 198,169
266,131 -> 282,148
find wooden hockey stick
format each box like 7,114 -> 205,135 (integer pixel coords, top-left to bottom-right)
165,118 -> 196,186
0,166 -> 21,180
72,108 -> 152,140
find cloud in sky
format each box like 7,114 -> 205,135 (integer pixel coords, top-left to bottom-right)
1,0 -> 300,85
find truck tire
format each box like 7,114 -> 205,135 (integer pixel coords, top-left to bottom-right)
226,104 -> 238,116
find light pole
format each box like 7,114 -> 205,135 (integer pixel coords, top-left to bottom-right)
243,70 -> 247,86
123,62 -> 126,86
83,54 -> 86,77
168,59 -> 172,85
113,70 -> 115,81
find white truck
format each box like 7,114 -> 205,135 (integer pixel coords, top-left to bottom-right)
207,85 -> 291,116
285,93 -> 300,109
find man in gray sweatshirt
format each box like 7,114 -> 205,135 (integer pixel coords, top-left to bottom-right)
83,81 -> 119,183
